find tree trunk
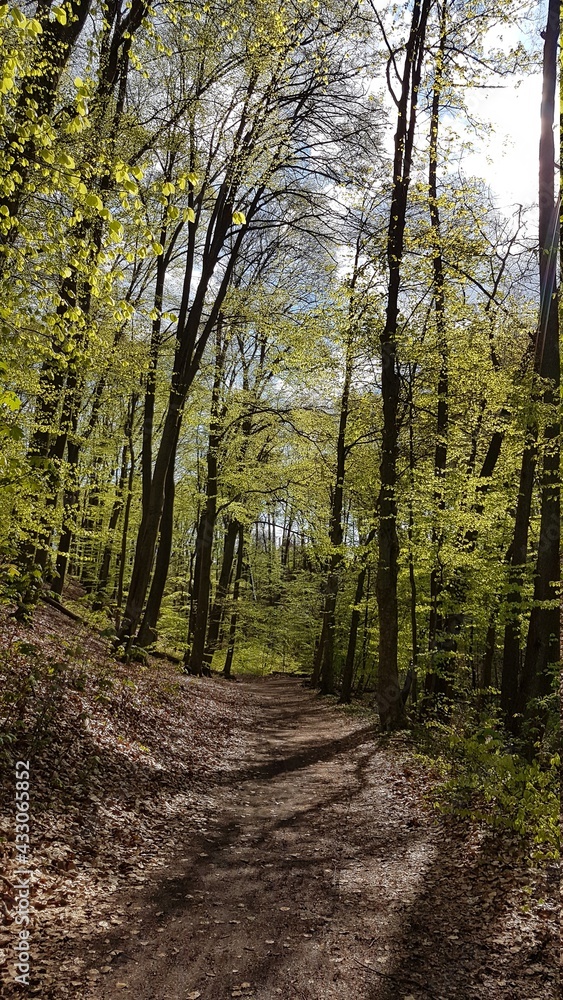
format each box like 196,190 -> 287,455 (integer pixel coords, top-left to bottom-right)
375,0 -> 430,730
481,616 -> 496,695
115,416 -> 136,628
117,203 -> 248,644
424,5 -> 450,707
318,249 -> 360,694
340,530 -> 376,705
137,453 -> 176,647
0,0 -> 94,246
51,440 -> 81,598
501,0 -> 559,732
205,518 -> 239,665
96,452 -> 128,598
223,525 -> 245,679
185,321 -> 226,675
516,0 -> 560,734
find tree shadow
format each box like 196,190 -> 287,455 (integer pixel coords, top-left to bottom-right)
361,832 -> 559,1000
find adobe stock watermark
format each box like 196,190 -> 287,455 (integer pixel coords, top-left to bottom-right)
13,760 -> 32,986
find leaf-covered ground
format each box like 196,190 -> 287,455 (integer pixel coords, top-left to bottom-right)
0,605 -> 559,998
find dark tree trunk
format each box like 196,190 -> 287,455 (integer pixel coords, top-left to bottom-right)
117,184 -> 259,645
0,0 -> 94,244
500,432 -> 537,718
375,0 -> 430,730
185,485 -> 216,676
137,453 -> 176,648
223,525 -> 245,679
115,415 -> 137,628
185,322 -> 226,675
318,246 -> 361,694
339,530 -> 376,705
339,566 -> 367,704
407,511 -> 419,707
516,0 -> 560,735
424,6 -> 450,707
51,439 -> 81,597
501,0 -> 559,732
96,392 -> 137,597
482,617 -> 496,691
205,518 -> 239,665
187,510 -> 206,652
141,193 -> 173,514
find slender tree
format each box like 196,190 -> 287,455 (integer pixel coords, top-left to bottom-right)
374,0 -> 431,730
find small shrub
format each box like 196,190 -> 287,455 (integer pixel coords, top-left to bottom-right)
415,719 -> 560,861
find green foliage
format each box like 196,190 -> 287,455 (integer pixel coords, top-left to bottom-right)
211,640 -> 304,677
0,0 -> 554,803
416,719 -> 560,861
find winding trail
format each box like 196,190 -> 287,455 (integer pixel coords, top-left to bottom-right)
83,677 -> 557,1000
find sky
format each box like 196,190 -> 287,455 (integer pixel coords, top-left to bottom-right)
464,72 -> 543,213
373,2 -> 554,227
451,2 -> 558,221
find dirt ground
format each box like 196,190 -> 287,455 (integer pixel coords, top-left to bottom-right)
65,677 -> 557,1000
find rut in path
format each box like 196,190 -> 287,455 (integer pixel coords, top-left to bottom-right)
83,677 -> 554,1000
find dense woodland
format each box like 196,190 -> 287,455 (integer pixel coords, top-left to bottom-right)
0,0 -> 559,752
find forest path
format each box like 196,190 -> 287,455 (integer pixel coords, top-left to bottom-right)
84,677 -> 555,1000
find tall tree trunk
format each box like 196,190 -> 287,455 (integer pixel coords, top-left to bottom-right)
117,173 -> 265,646
340,530 -> 375,704
424,5 -> 450,706
95,394 -> 138,597
187,509 -> 205,652
405,381 -> 419,706
115,415 -> 137,628
482,621 -> 496,690
500,432 -> 538,718
96,445 -> 130,598
310,615 -> 327,689
0,0 -> 94,249
375,0 -> 430,730
205,518 -> 239,664
319,324 -> 355,695
516,1 -> 560,729
185,321 -> 226,675
501,0 -> 560,730
137,452 -> 176,647
51,439 -> 80,597
223,525 -> 245,679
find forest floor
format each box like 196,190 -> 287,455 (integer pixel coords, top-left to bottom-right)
0,603 -> 559,1000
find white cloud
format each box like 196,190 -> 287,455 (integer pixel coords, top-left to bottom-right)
463,73 -> 543,212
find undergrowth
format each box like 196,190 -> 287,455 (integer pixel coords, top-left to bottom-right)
414,717 -> 560,862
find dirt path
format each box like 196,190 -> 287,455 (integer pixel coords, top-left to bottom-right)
77,677 -> 557,1000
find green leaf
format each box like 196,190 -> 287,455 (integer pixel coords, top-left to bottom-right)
0,391 -> 21,411
85,193 -> 103,211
